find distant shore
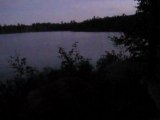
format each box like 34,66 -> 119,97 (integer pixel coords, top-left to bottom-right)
0,14 -> 141,34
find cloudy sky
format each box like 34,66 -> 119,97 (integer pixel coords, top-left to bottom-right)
0,0 -> 137,25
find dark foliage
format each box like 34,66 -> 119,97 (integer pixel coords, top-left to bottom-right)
0,14 -> 142,34
58,42 -> 93,77
0,42 -> 159,119
112,0 -> 160,82
111,0 -> 160,118
1,0 -> 160,119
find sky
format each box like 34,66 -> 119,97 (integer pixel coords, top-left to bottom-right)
0,0 -> 137,25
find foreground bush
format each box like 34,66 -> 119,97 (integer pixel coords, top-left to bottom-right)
0,43 -> 159,119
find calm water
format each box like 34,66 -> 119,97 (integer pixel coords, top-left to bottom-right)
0,31 -> 120,80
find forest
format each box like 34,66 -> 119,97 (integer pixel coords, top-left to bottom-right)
0,14 -> 142,34
0,0 -> 160,119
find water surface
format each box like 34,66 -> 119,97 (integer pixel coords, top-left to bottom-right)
0,31 -> 120,80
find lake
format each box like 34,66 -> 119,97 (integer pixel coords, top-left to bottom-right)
0,31 -> 120,80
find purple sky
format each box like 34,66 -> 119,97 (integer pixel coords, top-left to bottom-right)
0,0 -> 137,25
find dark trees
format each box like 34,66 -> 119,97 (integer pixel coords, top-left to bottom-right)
136,0 -> 160,83
0,15 -> 141,34
113,0 -> 160,82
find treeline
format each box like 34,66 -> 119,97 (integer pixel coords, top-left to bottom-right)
0,14 -> 142,34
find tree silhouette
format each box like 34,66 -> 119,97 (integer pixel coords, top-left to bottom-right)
136,0 -> 160,83
112,0 -> 160,82
0,15 -> 142,34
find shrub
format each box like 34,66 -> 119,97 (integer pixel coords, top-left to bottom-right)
58,42 -> 93,75
8,56 -> 37,79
